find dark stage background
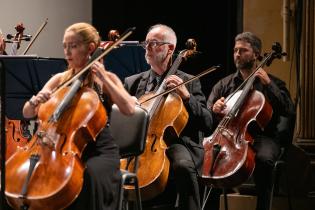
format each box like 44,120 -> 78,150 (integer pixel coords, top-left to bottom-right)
93,0 -> 243,98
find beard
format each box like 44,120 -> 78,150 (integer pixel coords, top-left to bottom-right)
235,57 -> 255,70
145,49 -> 168,66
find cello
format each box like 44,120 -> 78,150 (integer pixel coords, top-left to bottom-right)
4,28 -> 134,210
0,118 -> 31,167
5,62 -> 107,210
5,117 -> 32,160
120,47 -> 198,200
201,43 -> 284,188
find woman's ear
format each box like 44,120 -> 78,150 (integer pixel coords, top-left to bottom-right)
88,42 -> 96,55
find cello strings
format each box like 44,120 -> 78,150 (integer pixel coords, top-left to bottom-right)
140,65 -> 220,105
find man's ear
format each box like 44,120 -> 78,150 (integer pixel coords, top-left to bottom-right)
168,44 -> 175,53
253,51 -> 260,60
256,52 -> 263,61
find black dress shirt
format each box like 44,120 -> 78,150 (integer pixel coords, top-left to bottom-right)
207,70 -> 295,141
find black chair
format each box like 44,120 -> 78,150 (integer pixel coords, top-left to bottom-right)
110,105 -> 150,210
201,114 -> 296,210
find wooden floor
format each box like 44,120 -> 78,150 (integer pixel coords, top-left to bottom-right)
128,192 -> 315,210
218,193 -> 315,210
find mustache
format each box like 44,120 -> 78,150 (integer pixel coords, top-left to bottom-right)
235,58 -> 255,69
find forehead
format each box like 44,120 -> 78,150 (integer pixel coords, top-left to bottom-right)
63,30 -> 82,43
234,40 -> 253,50
146,27 -> 164,41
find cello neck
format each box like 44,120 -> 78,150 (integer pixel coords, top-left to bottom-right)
224,49 -> 278,118
146,50 -> 187,116
225,43 -> 284,105
154,49 -> 187,95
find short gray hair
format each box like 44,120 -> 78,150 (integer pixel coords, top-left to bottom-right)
148,24 -> 177,47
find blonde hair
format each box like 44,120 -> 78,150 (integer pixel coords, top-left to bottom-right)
61,23 -> 101,83
65,22 -> 101,48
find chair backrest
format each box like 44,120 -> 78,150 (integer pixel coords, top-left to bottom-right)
110,104 -> 149,158
276,113 -> 296,147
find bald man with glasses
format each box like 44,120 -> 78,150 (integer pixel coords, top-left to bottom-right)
124,24 -> 213,210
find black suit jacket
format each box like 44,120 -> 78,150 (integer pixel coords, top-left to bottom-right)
124,69 -> 213,173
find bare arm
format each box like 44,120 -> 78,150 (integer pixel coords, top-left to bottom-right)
23,73 -> 64,118
91,61 -> 136,115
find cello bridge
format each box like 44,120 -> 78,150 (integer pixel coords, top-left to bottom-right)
218,127 -> 234,139
37,130 -> 56,149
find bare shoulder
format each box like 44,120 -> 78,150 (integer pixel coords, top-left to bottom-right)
43,71 -> 69,91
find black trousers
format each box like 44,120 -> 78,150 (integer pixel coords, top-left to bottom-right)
167,143 -> 201,210
252,136 -> 281,210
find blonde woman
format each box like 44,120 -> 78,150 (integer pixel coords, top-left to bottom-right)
22,22 -> 137,210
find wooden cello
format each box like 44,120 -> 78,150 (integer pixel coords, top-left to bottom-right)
5,117 -> 32,160
0,117 -> 31,167
5,68 -> 107,210
201,43 -> 284,188
4,28 -> 134,210
120,48 -> 197,200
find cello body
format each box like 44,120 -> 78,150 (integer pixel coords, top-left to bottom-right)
5,86 -> 107,210
121,91 -> 188,201
5,118 -> 32,160
201,90 -> 272,188
201,43 -> 287,188
121,49 -> 192,200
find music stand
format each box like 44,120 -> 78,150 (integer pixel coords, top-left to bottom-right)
1,56 -> 66,119
104,45 -> 149,81
0,55 -> 67,210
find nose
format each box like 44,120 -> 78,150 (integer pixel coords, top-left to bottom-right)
234,51 -> 242,59
64,46 -> 71,55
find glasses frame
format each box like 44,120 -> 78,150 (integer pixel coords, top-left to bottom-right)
140,40 -> 171,49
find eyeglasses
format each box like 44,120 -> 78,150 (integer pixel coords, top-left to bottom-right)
140,40 -> 171,49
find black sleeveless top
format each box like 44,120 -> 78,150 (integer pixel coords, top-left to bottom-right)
80,83 -> 119,162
